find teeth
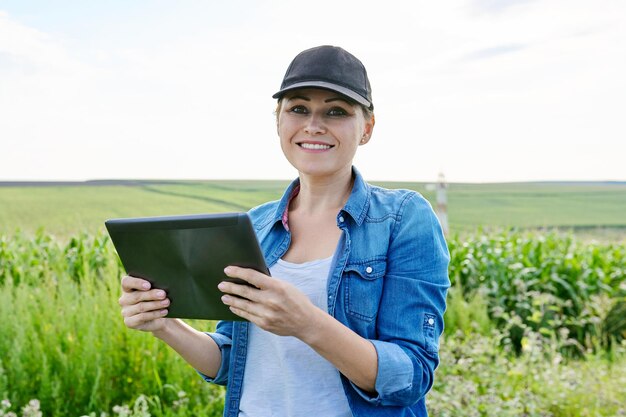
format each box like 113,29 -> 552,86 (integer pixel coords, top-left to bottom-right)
300,143 -> 331,150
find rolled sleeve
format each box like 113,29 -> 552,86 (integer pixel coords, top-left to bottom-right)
349,340 -> 414,405
196,321 -> 233,386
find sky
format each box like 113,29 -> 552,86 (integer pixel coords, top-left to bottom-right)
0,0 -> 624,183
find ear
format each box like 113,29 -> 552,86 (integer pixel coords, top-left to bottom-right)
359,114 -> 375,146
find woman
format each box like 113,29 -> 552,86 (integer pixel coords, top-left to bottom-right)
119,45 -> 450,417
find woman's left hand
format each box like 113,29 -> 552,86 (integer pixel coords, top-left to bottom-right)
221,266 -> 378,393
218,266 -> 319,338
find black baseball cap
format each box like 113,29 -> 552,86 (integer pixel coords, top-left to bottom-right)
272,45 -> 373,110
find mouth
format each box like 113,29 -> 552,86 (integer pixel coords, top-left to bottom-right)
297,141 -> 334,151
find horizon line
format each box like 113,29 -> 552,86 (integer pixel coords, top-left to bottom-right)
1,178 -> 625,186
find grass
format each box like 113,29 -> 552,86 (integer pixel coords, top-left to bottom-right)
0,233 -> 224,416
1,180 -> 625,239
444,183 -> 626,231
429,330 -> 626,417
0,182 -> 286,239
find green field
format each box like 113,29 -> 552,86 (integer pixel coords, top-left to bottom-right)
1,180 -> 625,416
0,181 -> 287,238
1,229 -> 624,416
1,180 -> 625,239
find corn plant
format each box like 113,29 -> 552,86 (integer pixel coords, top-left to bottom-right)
448,229 -> 626,354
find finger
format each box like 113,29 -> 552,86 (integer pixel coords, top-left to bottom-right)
226,299 -> 265,324
221,293 -> 252,310
119,288 -> 167,307
121,275 -> 151,292
228,305 -> 273,332
223,266 -> 270,289
123,308 -> 169,329
228,306 -> 255,322
218,281 -> 261,302
221,293 -> 270,323
122,298 -> 170,318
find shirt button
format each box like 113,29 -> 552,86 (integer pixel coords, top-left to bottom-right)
339,216 -> 345,223
365,266 -> 373,274
428,318 -> 435,325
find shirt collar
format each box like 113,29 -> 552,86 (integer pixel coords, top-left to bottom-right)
272,166 -> 370,231
342,166 -> 370,226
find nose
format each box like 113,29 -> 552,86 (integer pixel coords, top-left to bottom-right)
304,113 -> 326,136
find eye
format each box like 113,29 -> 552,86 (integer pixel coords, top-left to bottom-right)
288,105 -> 308,114
327,107 -> 348,117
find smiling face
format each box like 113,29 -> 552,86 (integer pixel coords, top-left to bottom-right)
277,88 -> 374,181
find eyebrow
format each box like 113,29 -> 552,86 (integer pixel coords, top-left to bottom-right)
287,95 -> 311,102
325,97 -> 352,105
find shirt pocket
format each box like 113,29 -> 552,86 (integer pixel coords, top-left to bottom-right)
344,259 -> 386,322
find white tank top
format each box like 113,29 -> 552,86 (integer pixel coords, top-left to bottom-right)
238,256 -> 352,417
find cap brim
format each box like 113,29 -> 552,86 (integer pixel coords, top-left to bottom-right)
272,81 -> 371,109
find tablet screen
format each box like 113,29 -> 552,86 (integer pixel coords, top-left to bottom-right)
106,212 -> 268,320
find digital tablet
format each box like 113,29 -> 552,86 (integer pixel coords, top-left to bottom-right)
105,212 -> 268,321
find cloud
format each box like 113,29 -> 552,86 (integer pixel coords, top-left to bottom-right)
0,10 -> 75,73
462,43 -> 528,61
0,50 -> 39,74
469,0 -> 537,15
0,2 -> 625,182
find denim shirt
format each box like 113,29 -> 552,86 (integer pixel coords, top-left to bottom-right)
201,167 -> 450,417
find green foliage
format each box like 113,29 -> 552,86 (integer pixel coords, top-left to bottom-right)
429,330 -> 626,417
443,285 -> 492,337
602,298 -> 626,348
1,229 -> 625,416
0,233 -> 223,417
448,229 -> 626,354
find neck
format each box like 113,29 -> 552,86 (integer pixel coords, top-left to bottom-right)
292,167 -> 354,214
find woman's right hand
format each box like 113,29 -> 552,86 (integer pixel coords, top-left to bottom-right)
119,275 -> 170,332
